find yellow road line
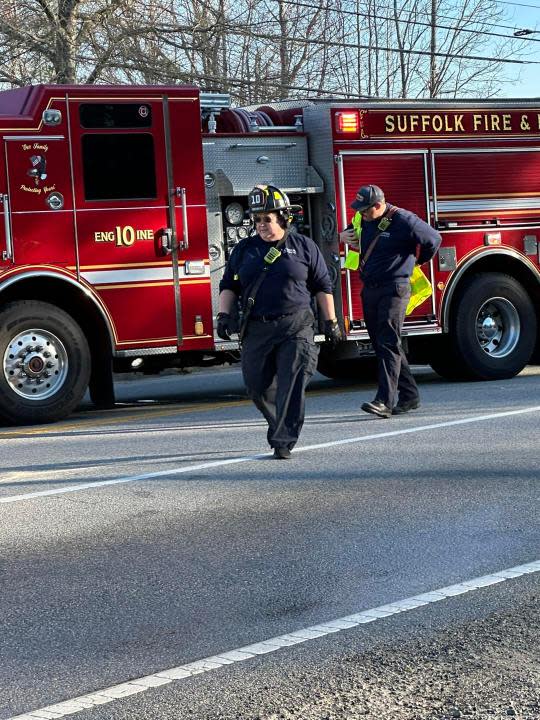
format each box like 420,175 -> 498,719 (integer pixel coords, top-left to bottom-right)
0,398 -> 252,439
0,384 -> 369,440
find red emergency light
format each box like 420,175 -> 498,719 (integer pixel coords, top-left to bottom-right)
335,111 -> 360,134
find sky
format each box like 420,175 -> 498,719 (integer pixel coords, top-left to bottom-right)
499,1 -> 540,97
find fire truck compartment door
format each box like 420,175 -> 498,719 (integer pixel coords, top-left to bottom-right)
165,96 -> 213,349
3,135 -> 75,266
67,94 -> 209,351
337,150 -> 436,324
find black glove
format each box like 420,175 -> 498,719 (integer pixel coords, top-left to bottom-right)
324,319 -> 342,348
217,312 -> 235,340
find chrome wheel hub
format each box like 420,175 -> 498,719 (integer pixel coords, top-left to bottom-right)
475,297 -> 520,358
3,329 -> 68,400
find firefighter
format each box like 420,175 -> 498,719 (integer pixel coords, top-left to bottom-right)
339,184 -> 441,418
217,184 -> 342,458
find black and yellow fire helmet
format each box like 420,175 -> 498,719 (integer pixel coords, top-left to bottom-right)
247,184 -> 301,216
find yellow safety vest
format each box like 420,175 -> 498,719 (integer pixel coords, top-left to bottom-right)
407,265 -> 432,315
343,211 -> 433,315
343,212 -> 362,270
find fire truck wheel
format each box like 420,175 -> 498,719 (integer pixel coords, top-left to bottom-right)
0,301 -> 91,425
451,273 -> 536,380
530,333 -> 540,365
317,350 -> 378,381
427,336 -> 465,380
89,352 -> 115,409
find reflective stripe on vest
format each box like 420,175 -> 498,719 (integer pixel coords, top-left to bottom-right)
344,212 -> 363,269
351,211 -> 362,239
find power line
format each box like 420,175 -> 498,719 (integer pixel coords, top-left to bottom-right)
277,0 -> 540,41
90,61 -> 360,97
490,0 -> 540,9
234,27 -> 540,64
187,71 -> 363,97
162,0 -> 529,39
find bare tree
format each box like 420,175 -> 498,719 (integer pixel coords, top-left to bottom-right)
0,0 -> 121,84
383,0 -> 528,97
0,0 -> 531,102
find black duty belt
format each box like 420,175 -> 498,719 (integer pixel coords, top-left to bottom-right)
362,280 -> 386,289
363,279 -> 408,289
250,311 -> 297,323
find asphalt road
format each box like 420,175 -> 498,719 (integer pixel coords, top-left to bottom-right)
1,365 -> 539,719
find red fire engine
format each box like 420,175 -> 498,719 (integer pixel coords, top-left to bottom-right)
0,84 -> 539,425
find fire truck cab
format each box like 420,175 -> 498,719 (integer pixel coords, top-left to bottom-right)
0,84 -> 539,425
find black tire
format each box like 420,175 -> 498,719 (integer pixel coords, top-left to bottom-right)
530,336 -> 540,365
0,301 -> 91,425
428,335 -> 469,381
442,273 -> 536,381
317,349 -> 378,381
89,353 -> 115,409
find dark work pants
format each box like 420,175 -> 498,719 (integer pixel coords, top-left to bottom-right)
362,282 -> 419,409
241,309 -> 319,450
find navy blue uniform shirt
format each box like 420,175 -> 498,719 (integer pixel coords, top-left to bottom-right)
360,204 -> 441,285
219,231 -> 332,316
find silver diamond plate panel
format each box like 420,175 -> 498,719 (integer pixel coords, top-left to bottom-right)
115,346 -> 177,357
201,160 -> 227,324
203,135 -> 322,195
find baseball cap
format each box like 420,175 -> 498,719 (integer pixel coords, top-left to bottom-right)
351,184 -> 384,211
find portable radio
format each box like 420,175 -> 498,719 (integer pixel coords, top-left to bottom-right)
377,216 -> 392,231
264,247 -> 282,264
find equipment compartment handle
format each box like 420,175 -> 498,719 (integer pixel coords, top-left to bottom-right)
2,194 -> 13,261
176,187 -> 189,251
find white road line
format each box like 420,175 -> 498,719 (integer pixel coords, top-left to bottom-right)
7,558 -> 540,720
1,405 -> 539,505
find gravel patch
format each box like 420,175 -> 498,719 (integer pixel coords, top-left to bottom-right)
187,595 -> 540,720
259,597 -> 540,720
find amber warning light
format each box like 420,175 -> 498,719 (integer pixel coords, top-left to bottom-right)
335,111 -> 360,134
